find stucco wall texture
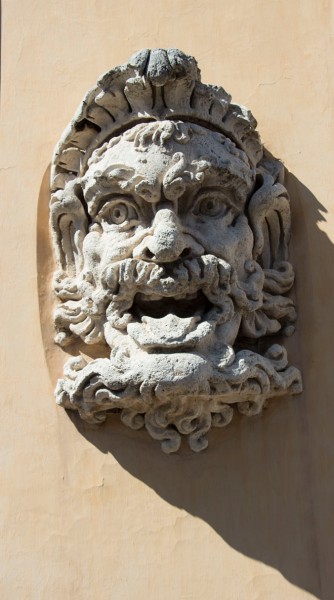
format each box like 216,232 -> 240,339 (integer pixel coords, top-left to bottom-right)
1,1 -> 334,599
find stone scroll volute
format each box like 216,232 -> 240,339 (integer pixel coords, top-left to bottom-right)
50,49 -> 302,453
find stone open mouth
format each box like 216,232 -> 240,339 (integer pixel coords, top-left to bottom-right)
104,256 -> 232,347
126,288 -> 218,350
130,290 -> 213,321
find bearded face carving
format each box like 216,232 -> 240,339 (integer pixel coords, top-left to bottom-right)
51,49 -> 302,452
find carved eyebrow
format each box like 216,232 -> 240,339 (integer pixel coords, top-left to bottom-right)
199,165 -> 254,202
94,167 -> 160,200
97,166 -> 136,188
84,165 -> 150,214
97,169 -> 162,205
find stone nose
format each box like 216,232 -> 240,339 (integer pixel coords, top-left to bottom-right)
133,208 -> 204,262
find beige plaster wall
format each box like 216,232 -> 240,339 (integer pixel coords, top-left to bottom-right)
1,1 -> 334,598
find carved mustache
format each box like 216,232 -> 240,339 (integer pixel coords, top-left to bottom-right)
54,255 -> 264,344
100,255 -> 234,307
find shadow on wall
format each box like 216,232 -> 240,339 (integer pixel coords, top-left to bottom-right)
38,168 -> 333,600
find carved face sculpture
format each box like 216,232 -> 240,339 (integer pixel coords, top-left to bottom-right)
51,49 -> 302,452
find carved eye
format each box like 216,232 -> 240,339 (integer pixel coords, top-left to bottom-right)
195,194 -> 230,218
110,203 -> 129,224
97,199 -> 139,226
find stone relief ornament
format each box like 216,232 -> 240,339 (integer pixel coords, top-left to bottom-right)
50,48 -> 302,453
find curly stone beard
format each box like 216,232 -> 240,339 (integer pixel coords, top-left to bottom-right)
55,251 -> 301,453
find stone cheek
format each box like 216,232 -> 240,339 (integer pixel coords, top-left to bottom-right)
51,49 -> 302,453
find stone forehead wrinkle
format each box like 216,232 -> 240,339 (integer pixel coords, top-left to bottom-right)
86,117 -> 255,172
82,145 -> 255,213
82,168 -> 159,215
84,164 -> 252,216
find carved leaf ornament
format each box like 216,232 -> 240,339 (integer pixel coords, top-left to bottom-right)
50,49 -> 302,453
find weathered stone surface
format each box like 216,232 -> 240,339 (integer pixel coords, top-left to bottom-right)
50,49 -> 302,452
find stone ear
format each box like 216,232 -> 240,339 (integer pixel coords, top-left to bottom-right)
243,173 -> 296,340
247,173 -> 291,269
50,179 -> 88,282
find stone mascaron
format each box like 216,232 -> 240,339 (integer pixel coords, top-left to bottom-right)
50,49 -> 302,453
